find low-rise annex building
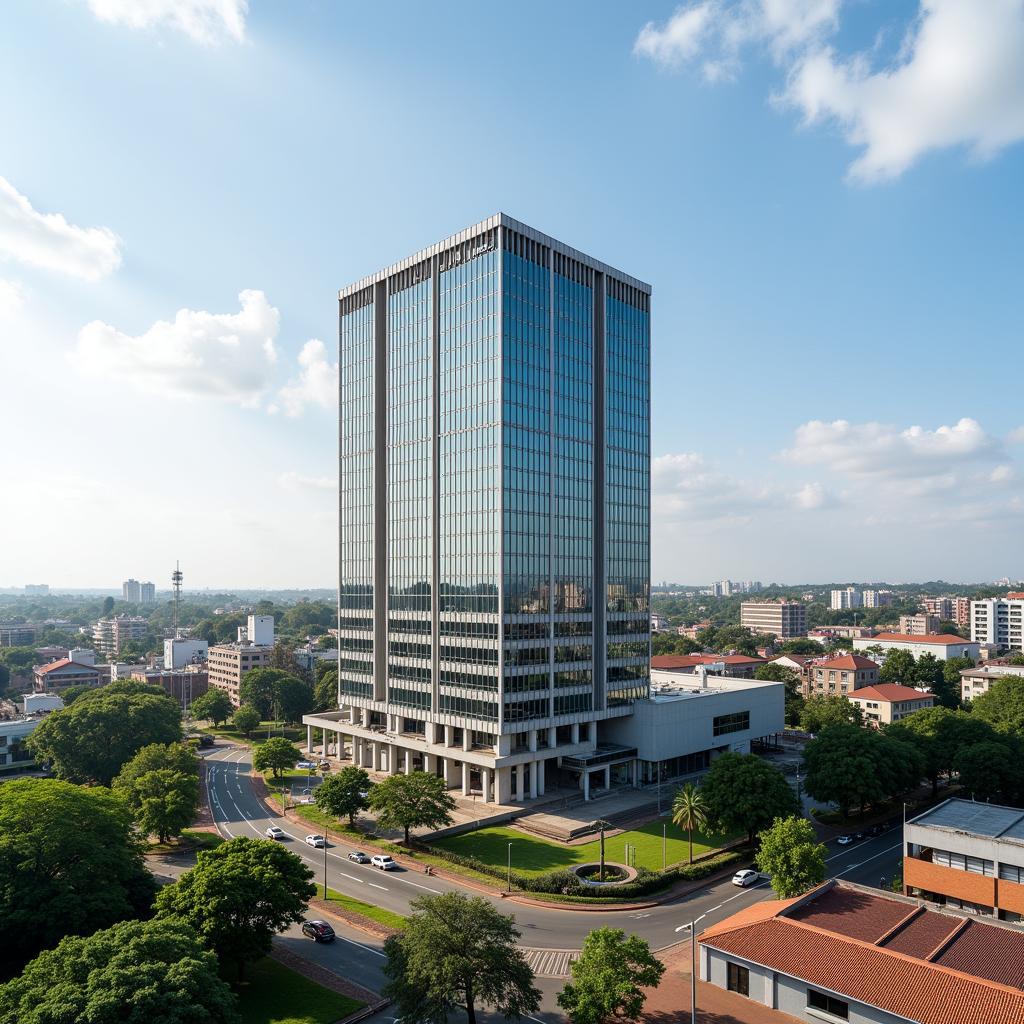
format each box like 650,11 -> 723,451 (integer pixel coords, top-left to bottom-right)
805,654 -> 879,697
959,662 -> 1024,702
845,682 -> 934,726
853,632 -> 979,661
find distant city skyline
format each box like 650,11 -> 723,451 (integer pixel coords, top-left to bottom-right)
2,1 -> 1022,587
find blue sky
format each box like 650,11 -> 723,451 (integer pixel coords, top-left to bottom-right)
1,0 -> 1022,588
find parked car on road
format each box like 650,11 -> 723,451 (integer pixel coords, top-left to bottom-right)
348,851 -> 370,863
301,920 -> 335,943
371,854 -> 397,871
837,835 -> 853,845
732,869 -> 759,888
265,826 -> 286,840
296,761 -> 317,770
317,760 -> 331,770
305,834 -> 326,848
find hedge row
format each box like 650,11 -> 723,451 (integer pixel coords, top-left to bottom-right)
416,843 -> 747,899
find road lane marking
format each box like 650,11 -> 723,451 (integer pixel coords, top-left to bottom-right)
369,882 -> 389,891
834,843 -> 901,878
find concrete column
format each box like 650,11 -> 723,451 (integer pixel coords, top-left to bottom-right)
529,761 -> 539,799
588,721 -> 598,743
571,723 -> 580,744
513,765 -> 523,802
372,741 -> 381,771
462,762 -> 471,796
445,758 -> 460,787
537,759 -> 546,796
482,767 -> 492,804
604,765 -> 611,791
547,726 -> 557,749
445,725 -> 454,746
355,737 -> 364,766
404,749 -> 412,775
306,724 -> 312,753
583,771 -> 590,801
496,765 -> 512,804
361,707 -> 370,727
529,729 -> 538,752
388,744 -> 398,774
462,730 -> 471,752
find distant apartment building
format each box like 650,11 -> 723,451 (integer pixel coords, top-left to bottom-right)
92,615 -> 148,656
846,683 -> 933,726
861,589 -> 892,608
677,619 -> 712,639
207,615 -> 275,706
806,654 -> 879,696
830,587 -> 862,610
131,666 -> 208,709
122,579 -> 141,603
140,582 -> 156,603
650,612 -> 669,632
23,584 -> 49,596
905,798 -> 1024,921
853,632 -> 979,661
898,613 -> 940,635
651,654 -> 765,679
959,663 -> 1024,703
808,624 -> 875,640
163,637 -> 209,670
0,716 -> 41,773
32,657 -> 101,692
740,600 -> 806,638
953,595 -> 971,627
971,594 -> 1024,653
923,596 -> 953,619
0,624 -> 39,647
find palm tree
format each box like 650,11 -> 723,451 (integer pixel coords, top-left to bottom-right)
672,783 -> 709,865
592,820 -> 612,881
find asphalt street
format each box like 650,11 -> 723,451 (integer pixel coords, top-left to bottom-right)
202,744 -> 904,955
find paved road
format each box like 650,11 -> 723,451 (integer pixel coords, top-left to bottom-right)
203,744 -> 903,954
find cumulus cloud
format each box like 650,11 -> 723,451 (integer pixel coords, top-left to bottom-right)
1008,426 -> 1024,444
75,289 -> 279,405
85,0 -> 247,44
273,339 -> 337,416
0,278 -> 24,319
0,176 -> 121,281
782,417 -> 999,478
635,1 -> 1024,181
278,471 -> 336,491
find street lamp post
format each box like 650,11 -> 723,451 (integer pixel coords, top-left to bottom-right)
324,836 -> 328,901
662,822 -> 667,871
675,912 -> 709,1024
507,842 -> 512,892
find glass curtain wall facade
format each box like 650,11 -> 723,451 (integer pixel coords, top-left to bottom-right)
335,214 -> 649,753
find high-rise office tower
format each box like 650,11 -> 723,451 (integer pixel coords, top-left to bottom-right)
331,214 -> 650,804
122,578 -> 141,603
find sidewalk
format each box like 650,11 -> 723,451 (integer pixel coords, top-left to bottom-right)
643,944 -> 800,1024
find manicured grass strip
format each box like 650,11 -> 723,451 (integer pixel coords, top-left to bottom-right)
202,722 -> 306,746
315,884 -> 407,931
231,956 -> 363,1024
181,828 -> 225,850
432,820 -> 735,875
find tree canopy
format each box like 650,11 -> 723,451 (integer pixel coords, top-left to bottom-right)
383,891 -> 540,1024
0,779 -> 156,974
888,706 -> 996,794
0,918 -> 239,1024
315,766 -> 372,825
154,836 -> 314,978
700,752 -> 799,845
368,771 -> 457,844
799,694 -> 862,733
190,688 -> 233,727
112,742 -> 200,843
755,816 -> 826,899
556,927 -> 665,1024
26,687 -> 182,787
971,676 -> 1024,738
252,737 -> 302,778
954,740 -> 1020,804
231,703 -> 261,737
238,668 -> 311,721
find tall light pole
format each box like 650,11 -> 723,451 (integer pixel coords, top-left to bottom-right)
675,912 -> 709,1024
663,822 -> 667,871
507,842 -> 512,892
324,835 -> 328,900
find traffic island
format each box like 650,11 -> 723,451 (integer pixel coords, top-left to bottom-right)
571,862 -> 637,886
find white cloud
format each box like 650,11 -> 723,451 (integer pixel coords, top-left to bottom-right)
278,471 -> 336,491
75,289 -> 279,405
782,417 -> 999,478
274,339 -> 337,417
786,0 -> 1024,181
0,278 -> 24,319
634,3 -> 716,67
0,177 -> 121,281
85,0 -> 247,45
1008,426 -> 1024,444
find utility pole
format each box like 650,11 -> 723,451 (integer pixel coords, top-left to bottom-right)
663,822 -> 667,871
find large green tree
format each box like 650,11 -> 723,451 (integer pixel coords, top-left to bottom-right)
880,648 -> 916,684
888,706 -> 996,795
238,667 -> 288,717
383,892 -> 540,1024
671,782 -> 709,864
0,918 -> 239,1024
26,687 -> 182,786
971,677 -> 1024,738
0,779 -> 157,974
112,742 -> 200,843
557,927 -> 665,1024
799,694 -> 862,733
251,736 -> 302,778
231,703 -> 261,737
155,836 -> 314,979
313,668 -> 339,712
954,740 -> 1019,803
368,771 -> 457,844
754,663 -> 804,726
275,674 -> 313,724
190,688 -> 233,727
238,667 -> 310,720
700,752 -> 800,846
315,766 -> 372,825
755,816 -> 826,899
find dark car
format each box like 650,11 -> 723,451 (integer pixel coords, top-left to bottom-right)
198,734 -> 214,748
301,920 -> 335,943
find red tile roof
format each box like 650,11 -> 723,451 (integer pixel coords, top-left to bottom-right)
36,658 -> 96,674
650,654 -> 764,669
848,683 -> 934,703
871,632 -> 974,645
814,654 -> 879,671
700,884 -> 1024,1024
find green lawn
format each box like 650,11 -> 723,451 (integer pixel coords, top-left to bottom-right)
231,957 -> 363,1024
201,721 -> 306,746
315,883 -> 407,930
432,819 -> 734,875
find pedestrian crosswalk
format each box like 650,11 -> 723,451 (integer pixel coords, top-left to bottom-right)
521,948 -> 580,978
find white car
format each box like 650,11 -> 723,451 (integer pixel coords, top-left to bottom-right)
265,826 -> 286,840
295,796 -> 315,805
732,869 -> 759,887
296,761 -> 317,770
304,834 -> 326,848
371,854 -> 397,871
837,835 -> 854,846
